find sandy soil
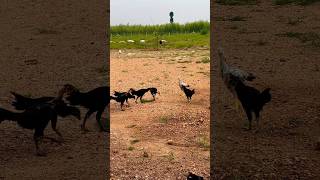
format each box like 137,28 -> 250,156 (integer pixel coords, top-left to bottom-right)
110,49 -> 210,179
211,1 -> 320,179
0,1 -> 109,179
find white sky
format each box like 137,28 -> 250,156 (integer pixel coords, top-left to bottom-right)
111,0 -> 210,25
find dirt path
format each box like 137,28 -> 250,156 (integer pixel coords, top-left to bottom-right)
211,1 -> 320,179
110,49 -> 210,179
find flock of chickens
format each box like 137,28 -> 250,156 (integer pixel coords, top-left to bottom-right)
110,79 -> 195,111
0,47 -> 271,158
0,84 -> 109,156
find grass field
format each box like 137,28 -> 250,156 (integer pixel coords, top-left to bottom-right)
110,21 -> 210,49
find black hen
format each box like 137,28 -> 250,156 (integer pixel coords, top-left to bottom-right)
113,91 -> 135,108
234,78 -> 271,130
10,91 -> 81,120
0,105 -> 61,156
129,88 -> 150,103
10,91 -> 54,110
64,84 -> 110,132
148,87 -> 159,100
187,172 -> 204,180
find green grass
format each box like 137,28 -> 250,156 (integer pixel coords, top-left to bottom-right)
165,152 -> 175,161
140,99 -> 155,103
200,57 -> 210,63
216,0 -> 258,5
111,33 -> 209,49
111,21 -> 209,35
276,32 -> 320,47
128,146 -> 135,151
273,0 -> 320,5
197,136 -> 210,149
159,116 -> 169,124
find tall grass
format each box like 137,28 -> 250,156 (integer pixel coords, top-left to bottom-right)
273,0 -> 320,5
111,21 -> 209,35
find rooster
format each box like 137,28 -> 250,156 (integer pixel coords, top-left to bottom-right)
217,47 -> 256,112
178,79 -> 195,102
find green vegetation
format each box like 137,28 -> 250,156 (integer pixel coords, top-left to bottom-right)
276,32 -> 320,47
140,99 -> 155,103
197,136 -> 210,149
273,0 -> 320,5
111,21 -> 209,35
130,139 -> 140,144
159,116 -> 169,124
110,21 -> 209,49
216,0 -> 258,5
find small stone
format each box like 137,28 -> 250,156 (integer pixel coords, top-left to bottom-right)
167,139 -> 174,145
143,151 -> 149,158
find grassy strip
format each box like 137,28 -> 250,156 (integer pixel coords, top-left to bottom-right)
273,0 -> 320,5
110,33 -> 209,49
111,21 -> 209,35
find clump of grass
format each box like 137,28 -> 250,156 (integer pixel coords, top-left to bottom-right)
141,99 -> 155,103
216,0 -> 258,5
273,0 -> 320,5
197,136 -> 210,149
165,152 -> 175,161
159,116 -> 169,124
128,146 -> 135,151
177,60 -> 192,63
287,18 -> 303,26
126,124 -> 136,128
130,139 -> 140,144
255,39 -> 268,46
228,16 -> 247,21
276,32 -> 320,47
230,25 -> 239,30
201,57 -> 210,63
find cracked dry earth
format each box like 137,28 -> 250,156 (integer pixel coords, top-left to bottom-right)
110,49 -> 210,179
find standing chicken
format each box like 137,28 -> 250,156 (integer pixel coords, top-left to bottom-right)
178,78 -> 195,102
217,47 -> 256,112
178,78 -> 189,91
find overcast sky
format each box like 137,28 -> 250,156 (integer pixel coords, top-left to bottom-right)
111,0 -> 210,25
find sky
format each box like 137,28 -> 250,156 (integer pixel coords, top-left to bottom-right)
111,0 -> 210,25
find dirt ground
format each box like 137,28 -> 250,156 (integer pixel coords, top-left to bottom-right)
211,1 -> 320,179
110,49 -> 210,179
0,1 -> 108,179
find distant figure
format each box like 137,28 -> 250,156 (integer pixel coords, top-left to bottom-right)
169,11 -> 174,24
